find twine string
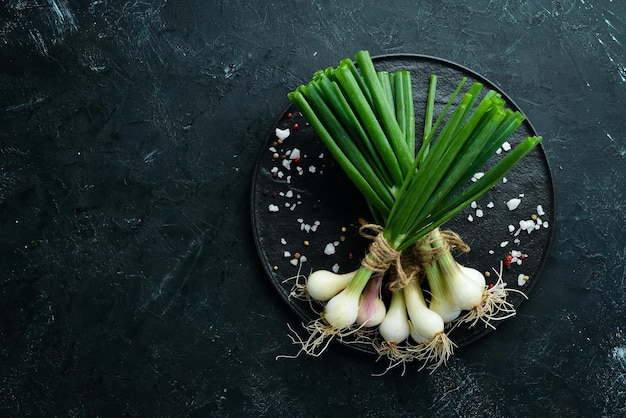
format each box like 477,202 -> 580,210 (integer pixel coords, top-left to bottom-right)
358,223 -> 470,291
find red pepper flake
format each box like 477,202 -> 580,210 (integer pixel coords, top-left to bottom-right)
348,252 -> 353,260
488,283 -> 494,289
287,112 -> 293,119
294,157 -> 301,164
293,123 -> 299,130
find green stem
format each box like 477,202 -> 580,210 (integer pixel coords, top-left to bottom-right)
355,50 -> 413,178
288,91 -> 391,215
332,63 -> 406,187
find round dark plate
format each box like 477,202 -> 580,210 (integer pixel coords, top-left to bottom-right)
251,54 -> 555,353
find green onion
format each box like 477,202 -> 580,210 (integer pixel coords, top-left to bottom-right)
284,50 -> 542,372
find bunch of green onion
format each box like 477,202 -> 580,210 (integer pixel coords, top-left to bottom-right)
285,50 -> 542,372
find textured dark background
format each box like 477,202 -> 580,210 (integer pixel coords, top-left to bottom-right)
1,0 -> 625,416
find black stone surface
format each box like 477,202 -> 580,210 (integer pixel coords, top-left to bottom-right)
1,1 -> 624,416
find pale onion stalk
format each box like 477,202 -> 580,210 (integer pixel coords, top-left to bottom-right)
422,258 -> 463,323
378,289 -> 410,344
356,272 -> 386,327
372,288 -> 414,373
436,251 -> 484,312
428,228 -> 518,329
281,265 -> 374,359
404,280 -> 445,341
322,266 -> 373,329
418,228 -> 483,317
306,269 -> 357,301
403,280 -> 456,371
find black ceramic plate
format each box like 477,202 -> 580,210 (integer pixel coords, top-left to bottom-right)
251,55 -> 555,353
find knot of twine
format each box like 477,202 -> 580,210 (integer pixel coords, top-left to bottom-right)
358,223 -> 419,291
358,222 -> 470,292
414,229 -> 470,266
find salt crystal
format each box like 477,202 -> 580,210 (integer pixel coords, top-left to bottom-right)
276,128 -> 290,140
331,263 -> 340,273
268,204 -> 279,212
508,224 -> 515,232
271,167 -> 278,173
296,166 -> 303,175
471,201 -> 477,209
543,222 -> 549,228
277,171 -> 284,178
489,250 -> 495,254
502,177 -> 508,184
269,146 -> 277,152
300,256 -> 307,263
324,243 -> 336,255
283,251 -> 291,258
506,198 -> 521,211
280,238 -> 287,245
502,141 -> 511,152
517,274 -> 526,286
308,165 -> 316,173
471,172 -> 484,182
297,218 -> 303,223
500,241 -> 509,247
468,214 -> 474,222
319,153 -> 324,159
537,205 -> 545,216
487,201 -> 494,208
476,209 -> 484,218
290,259 -> 299,266
289,148 -> 301,160
519,219 -> 535,232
